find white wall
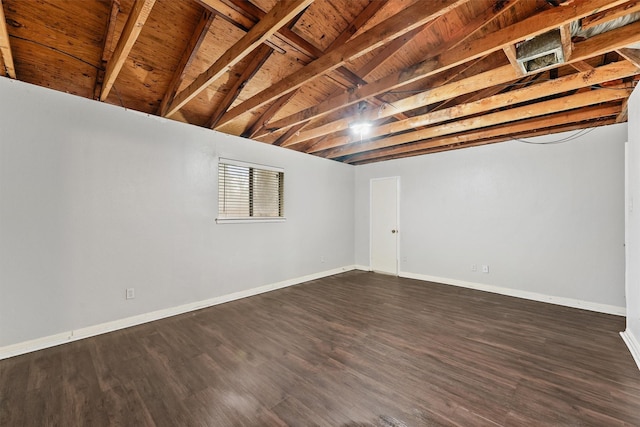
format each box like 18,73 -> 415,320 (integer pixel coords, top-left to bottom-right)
355,125 -> 627,313
0,78 -> 354,349
624,86 -> 640,367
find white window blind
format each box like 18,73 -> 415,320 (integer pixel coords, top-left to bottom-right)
218,159 -> 284,222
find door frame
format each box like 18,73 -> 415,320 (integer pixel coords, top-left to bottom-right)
369,176 -> 400,275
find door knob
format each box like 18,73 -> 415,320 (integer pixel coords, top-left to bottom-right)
391,229 -> 397,233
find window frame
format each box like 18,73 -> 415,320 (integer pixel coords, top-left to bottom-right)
216,158 -> 286,224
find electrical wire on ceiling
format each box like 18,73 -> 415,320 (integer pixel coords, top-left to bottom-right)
511,127 -> 598,145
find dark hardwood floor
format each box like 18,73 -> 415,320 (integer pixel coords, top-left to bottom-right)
2,270 -> 640,426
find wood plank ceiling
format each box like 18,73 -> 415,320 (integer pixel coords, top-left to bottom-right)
1,0 -> 639,164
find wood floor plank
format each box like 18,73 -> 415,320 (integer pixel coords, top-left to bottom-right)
1,270 -> 640,426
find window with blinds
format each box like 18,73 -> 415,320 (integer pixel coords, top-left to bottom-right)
217,159 -> 284,222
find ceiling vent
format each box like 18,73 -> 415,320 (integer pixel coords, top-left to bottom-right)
516,29 -> 564,74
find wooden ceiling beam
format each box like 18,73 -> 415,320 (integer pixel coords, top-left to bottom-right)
616,97 -> 629,122
560,23 -> 573,61
285,64 -> 518,147
158,9 -> 214,116
242,92 -> 297,138
197,0 -> 253,28
266,0 -> 413,145
93,0 -> 121,100
617,48 -> 640,68
581,0 -> 640,30
503,44 -> 525,76
352,117 -> 619,164
285,15 -> 640,147
100,0 -> 156,101
264,10 -> 507,139
0,0 -> 16,78
241,0 -> 389,138
571,61 -> 595,71
204,6 -> 311,130
323,85 -> 630,158
213,0 -> 468,128
447,0 -> 521,51
164,0 -> 314,117
310,61 -> 638,153
205,43 -> 274,129
265,0 -> 629,143
342,104 -> 621,163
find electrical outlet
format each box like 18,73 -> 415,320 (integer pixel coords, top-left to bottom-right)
471,264 -> 477,272
126,288 -> 135,300
482,265 -> 489,273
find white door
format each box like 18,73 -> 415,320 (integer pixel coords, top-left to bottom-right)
371,177 -> 399,275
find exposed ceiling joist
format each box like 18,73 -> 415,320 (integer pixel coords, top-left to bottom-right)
158,9 -> 214,117
581,0 -> 640,30
324,86 -> 631,158
310,61 -> 638,153
5,0 -> 640,163
213,0 -> 469,129
259,0 -> 630,141
259,1 -> 518,140
617,47 -> 640,67
503,44 -> 525,76
206,43 -> 274,129
101,0 -> 156,101
353,116 -> 620,164
248,0 -> 391,141
164,0 -> 314,117
0,0 -> 16,78
344,104 -> 622,164
560,22 -> 573,60
248,0 -> 390,138
285,16 -> 640,148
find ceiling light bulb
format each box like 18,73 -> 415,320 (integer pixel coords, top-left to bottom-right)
349,121 -> 372,134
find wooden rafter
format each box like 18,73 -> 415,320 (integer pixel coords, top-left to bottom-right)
94,0 -> 121,100
0,0 -> 16,78
352,118 -> 619,164
283,13 -> 640,148
266,20 -> 464,144
241,0 -> 389,138
353,119 -> 618,164
197,0 -> 254,29
242,92 -> 297,138
284,64 -> 518,147
158,9 -> 214,117
199,0 -> 319,126
503,44 -> 525,76
164,0 -> 314,117
581,0 -> 640,30
309,61 -> 638,153
345,105 -> 621,164
616,96 -> 629,122
213,0 -> 468,129
205,43 -> 274,129
617,48 -> 640,68
260,0 -> 629,143
101,0 -> 156,101
263,8 -> 514,140
571,61 -> 595,72
323,87 -> 630,159
560,23 -> 573,61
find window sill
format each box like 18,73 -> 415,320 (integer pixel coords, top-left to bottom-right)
215,217 -> 287,224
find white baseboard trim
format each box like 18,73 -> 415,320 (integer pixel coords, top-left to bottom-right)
0,265 -> 356,360
354,264 -> 371,271
620,330 -> 640,371
399,271 -> 626,316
